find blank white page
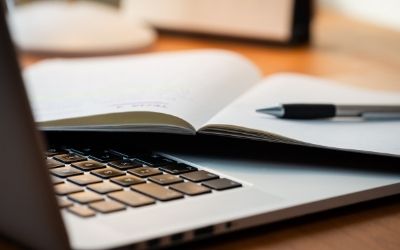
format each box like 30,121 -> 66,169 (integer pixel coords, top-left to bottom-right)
205,73 -> 400,156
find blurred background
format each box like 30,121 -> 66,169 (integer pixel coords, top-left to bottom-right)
11,0 -> 400,30
10,0 -> 400,89
320,0 -> 400,31
8,0 -> 400,53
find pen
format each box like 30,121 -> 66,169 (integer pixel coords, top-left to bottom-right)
256,104 -> 400,119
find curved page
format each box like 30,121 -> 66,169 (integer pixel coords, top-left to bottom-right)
202,73 -> 400,156
24,50 -> 261,132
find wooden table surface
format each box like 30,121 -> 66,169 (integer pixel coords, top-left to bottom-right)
18,9 -> 400,250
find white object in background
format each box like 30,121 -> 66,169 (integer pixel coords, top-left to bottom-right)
320,0 -> 400,31
8,1 -> 157,55
122,0 -> 294,42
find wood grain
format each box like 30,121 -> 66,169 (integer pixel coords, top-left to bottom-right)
17,8 -> 400,250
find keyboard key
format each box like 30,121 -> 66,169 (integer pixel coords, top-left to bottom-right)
89,150 -> 120,163
107,149 -> 130,158
89,200 -> 126,214
69,147 -> 93,156
159,163 -> 197,175
68,174 -> 102,186
149,174 -> 183,185
68,205 -> 96,217
88,182 -> 123,194
111,175 -> 145,187
128,167 -> 162,178
68,191 -> 104,204
54,183 -> 83,195
57,197 -> 73,208
72,160 -> 105,171
54,153 -> 86,164
51,176 -> 64,185
108,191 -> 155,207
46,158 -> 64,169
135,154 -> 176,167
109,159 -> 142,170
131,183 -> 183,201
45,148 -> 67,157
202,178 -> 242,191
180,170 -> 219,182
91,167 -> 125,179
170,182 -> 211,196
50,166 -> 83,178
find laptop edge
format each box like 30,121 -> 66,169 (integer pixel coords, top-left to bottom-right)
0,3 -> 69,249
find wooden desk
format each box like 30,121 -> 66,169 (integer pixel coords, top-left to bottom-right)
19,9 -> 400,250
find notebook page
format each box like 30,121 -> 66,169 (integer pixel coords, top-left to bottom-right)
24,50 -> 261,130
204,73 -> 400,156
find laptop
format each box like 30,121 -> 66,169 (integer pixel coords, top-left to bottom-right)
1,4 -> 400,249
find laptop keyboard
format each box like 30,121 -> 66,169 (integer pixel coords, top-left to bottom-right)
46,148 -> 242,218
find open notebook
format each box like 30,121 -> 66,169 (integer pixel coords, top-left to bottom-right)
24,50 -> 400,156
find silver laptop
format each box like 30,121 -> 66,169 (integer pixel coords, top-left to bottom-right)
1,5 -> 400,250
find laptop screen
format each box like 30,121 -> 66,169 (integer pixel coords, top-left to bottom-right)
0,3 -> 70,249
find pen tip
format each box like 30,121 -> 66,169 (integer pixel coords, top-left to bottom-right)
256,106 -> 283,117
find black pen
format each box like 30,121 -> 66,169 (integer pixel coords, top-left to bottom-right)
256,104 -> 400,119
